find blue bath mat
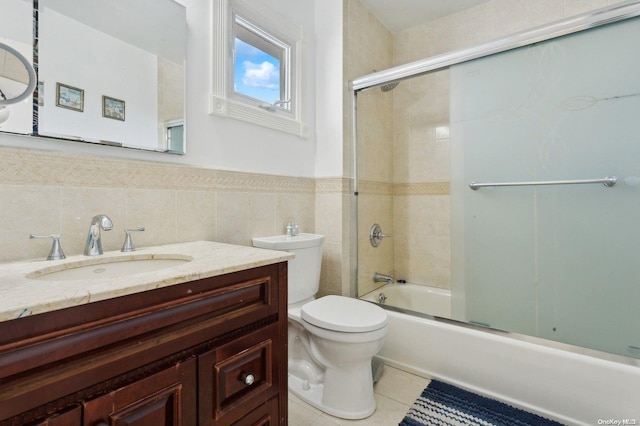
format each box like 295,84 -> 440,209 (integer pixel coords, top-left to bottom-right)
399,380 -> 564,426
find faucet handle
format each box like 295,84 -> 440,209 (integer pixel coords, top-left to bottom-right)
121,228 -> 145,252
369,223 -> 391,247
30,233 -> 66,260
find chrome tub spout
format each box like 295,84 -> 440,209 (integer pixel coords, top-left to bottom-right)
373,272 -> 394,284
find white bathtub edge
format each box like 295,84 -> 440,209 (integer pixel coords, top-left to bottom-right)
378,311 -> 640,426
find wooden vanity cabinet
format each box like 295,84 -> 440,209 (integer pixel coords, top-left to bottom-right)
0,262 -> 288,426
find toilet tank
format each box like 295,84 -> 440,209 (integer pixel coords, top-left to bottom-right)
252,233 -> 325,305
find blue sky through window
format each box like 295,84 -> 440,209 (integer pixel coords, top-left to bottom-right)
234,38 -> 280,104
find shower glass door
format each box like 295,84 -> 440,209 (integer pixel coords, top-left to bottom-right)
450,15 -> 640,358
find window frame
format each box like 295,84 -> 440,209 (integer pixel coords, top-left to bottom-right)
232,14 -> 291,113
210,0 -> 308,137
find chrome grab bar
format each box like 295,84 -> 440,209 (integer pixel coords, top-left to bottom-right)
469,176 -> 617,190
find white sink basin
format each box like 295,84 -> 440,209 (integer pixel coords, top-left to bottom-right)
27,254 -> 192,281
252,233 -> 325,250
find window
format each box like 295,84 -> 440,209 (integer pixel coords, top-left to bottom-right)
210,0 -> 307,137
233,15 -> 289,111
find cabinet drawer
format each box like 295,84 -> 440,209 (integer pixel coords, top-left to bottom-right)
232,397 -> 279,426
199,324 -> 280,425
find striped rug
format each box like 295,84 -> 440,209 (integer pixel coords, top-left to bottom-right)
399,380 -> 565,426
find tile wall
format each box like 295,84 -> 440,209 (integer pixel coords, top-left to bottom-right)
0,146 -> 320,263
0,145 -> 351,298
344,0 -> 395,297
351,0 -> 627,293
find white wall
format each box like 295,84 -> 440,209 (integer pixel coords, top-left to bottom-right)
0,0 -> 327,178
179,0 -> 319,176
314,0 -> 344,177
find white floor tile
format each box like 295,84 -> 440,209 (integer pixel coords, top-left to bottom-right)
374,365 -> 431,406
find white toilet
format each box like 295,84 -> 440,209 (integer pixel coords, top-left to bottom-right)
252,233 -> 388,419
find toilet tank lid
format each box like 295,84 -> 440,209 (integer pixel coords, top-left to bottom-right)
301,295 -> 388,333
252,233 -> 325,250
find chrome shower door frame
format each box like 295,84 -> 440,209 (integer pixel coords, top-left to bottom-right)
349,0 -> 640,367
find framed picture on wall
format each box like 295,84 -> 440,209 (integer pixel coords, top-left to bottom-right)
102,96 -> 125,121
56,83 -> 84,112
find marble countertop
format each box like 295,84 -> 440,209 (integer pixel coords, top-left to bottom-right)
0,241 -> 293,322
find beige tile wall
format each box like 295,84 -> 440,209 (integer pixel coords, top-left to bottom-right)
344,0 -> 395,297
315,178 -> 352,297
0,146 -> 318,266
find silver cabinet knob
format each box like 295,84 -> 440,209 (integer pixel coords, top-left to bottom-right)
242,373 -> 255,386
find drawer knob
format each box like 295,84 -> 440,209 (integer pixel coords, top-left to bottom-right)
242,373 -> 255,386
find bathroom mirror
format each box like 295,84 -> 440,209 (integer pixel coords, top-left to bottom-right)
0,0 -> 187,153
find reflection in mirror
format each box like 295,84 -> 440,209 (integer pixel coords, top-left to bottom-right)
0,0 -> 35,134
0,43 -> 36,105
35,0 -> 186,153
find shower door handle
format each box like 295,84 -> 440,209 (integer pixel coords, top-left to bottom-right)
370,223 -> 391,247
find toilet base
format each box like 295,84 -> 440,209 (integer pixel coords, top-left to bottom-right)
288,374 -> 376,420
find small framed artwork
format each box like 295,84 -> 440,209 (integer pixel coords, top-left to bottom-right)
56,83 -> 84,112
102,96 -> 125,121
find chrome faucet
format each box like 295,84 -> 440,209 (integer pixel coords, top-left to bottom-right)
373,272 -> 394,284
84,214 -> 113,256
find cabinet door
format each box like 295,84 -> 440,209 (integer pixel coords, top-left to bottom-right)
83,358 -> 197,426
199,324 -> 280,425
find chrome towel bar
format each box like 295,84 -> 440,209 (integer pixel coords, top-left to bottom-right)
469,176 -> 617,190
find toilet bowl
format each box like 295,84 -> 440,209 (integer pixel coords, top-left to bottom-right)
252,233 -> 388,419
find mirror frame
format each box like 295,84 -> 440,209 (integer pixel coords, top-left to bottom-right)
0,42 -> 37,105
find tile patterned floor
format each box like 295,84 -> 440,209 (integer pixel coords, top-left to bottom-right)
288,365 -> 431,425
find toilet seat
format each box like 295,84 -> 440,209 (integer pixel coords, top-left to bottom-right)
301,295 -> 387,333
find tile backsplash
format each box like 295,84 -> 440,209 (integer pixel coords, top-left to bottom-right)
0,146 -> 316,259
0,146 -> 350,298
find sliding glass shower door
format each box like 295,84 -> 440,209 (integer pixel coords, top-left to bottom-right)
450,15 -> 640,358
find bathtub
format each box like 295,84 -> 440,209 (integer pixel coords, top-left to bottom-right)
361,283 -> 451,318
361,283 -> 640,425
